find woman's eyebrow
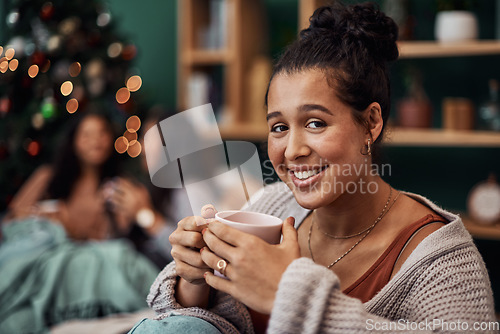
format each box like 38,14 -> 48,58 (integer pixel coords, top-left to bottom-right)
298,104 -> 333,115
266,111 -> 282,121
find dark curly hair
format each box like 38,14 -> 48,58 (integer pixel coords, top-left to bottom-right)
266,1 -> 399,146
46,108 -> 122,200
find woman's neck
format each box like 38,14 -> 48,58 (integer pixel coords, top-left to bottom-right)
313,176 -> 391,237
77,164 -> 102,188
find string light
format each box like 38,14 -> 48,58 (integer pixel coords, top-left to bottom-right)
60,81 -> 73,96
27,140 -> 40,156
0,61 -> 8,73
126,115 -> 141,132
115,87 -> 130,104
9,59 -> 19,71
107,42 -> 123,58
41,60 -> 51,73
28,65 -> 39,78
69,62 -> 81,77
122,44 -> 137,60
5,48 -> 15,60
127,140 -> 141,158
114,136 -> 129,154
126,75 -> 142,92
123,130 -> 137,143
66,98 -> 78,113
32,113 -> 44,129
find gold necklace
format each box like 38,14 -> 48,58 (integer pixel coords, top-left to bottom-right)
308,188 -> 401,269
315,187 -> 394,239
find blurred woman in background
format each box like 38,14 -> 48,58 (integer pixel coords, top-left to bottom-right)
5,108 -> 123,239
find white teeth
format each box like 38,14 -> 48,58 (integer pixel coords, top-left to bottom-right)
293,169 -> 321,180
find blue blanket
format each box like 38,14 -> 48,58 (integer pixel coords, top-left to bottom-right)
0,218 -> 159,334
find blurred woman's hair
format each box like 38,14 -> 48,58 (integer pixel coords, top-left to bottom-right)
46,105 -> 122,200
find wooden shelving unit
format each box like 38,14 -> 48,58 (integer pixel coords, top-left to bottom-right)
298,0 -> 331,30
385,128 -> 500,147
179,0 -> 500,147
181,49 -> 232,65
177,0 -> 266,124
398,40 -> 500,58
462,216 -> 500,240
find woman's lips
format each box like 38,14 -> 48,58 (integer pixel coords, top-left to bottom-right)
288,165 -> 329,189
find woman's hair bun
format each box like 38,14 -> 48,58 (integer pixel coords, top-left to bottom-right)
302,1 -> 399,63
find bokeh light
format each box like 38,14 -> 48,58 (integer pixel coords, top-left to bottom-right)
0,61 -> 8,73
60,81 -> 73,96
107,42 -> 123,58
127,140 -> 141,158
0,46 -> 3,56
69,62 -> 81,77
115,87 -> 130,104
122,44 -> 137,60
41,60 -> 51,73
32,113 -> 44,129
114,136 -> 129,154
66,98 -> 79,113
28,65 -> 39,78
97,12 -> 111,27
5,48 -> 15,60
126,75 -> 142,92
126,115 -> 141,132
27,140 -> 41,156
9,59 -> 19,71
123,129 -> 138,143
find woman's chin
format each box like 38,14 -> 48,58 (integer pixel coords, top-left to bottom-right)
292,191 -> 334,210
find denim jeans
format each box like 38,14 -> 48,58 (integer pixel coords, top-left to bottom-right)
128,315 -> 221,334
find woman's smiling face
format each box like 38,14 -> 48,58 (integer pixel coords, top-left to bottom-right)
266,69 -> 370,209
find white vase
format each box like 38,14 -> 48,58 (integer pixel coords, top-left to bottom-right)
435,10 -> 478,43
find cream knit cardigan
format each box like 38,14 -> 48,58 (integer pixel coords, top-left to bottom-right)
147,182 -> 497,333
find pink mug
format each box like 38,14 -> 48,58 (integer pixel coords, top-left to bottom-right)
213,210 -> 283,278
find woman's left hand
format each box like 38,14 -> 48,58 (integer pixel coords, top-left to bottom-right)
200,216 -> 299,314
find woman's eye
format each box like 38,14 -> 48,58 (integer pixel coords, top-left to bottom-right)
270,124 -> 288,133
306,120 -> 326,129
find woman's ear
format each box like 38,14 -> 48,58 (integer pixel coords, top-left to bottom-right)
365,102 -> 383,142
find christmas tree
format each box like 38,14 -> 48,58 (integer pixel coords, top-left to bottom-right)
0,0 -> 146,212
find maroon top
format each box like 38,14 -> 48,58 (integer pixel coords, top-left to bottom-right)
343,214 -> 448,302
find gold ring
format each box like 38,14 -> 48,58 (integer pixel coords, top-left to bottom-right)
216,259 -> 228,276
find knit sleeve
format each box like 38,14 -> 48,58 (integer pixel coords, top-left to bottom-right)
146,261 -> 255,334
268,256 -> 497,334
268,258 -> 393,333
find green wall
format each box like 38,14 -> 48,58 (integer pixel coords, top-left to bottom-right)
107,0 -> 177,110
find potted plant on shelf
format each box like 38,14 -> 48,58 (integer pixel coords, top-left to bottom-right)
435,0 -> 478,43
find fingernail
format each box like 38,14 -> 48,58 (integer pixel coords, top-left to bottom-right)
201,204 -> 217,219
203,272 -> 208,279
201,228 -> 207,235
200,247 -> 204,253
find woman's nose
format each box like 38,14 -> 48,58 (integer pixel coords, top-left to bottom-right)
284,130 -> 310,161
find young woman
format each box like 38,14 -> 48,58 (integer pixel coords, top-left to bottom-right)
5,109 -> 123,239
5,108 -> 179,267
131,2 -> 496,333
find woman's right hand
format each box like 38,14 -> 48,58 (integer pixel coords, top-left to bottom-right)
169,205 -> 217,308
169,214 -> 211,285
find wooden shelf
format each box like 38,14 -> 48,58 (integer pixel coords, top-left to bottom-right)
182,49 -> 232,65
462,216 -> 500,240
219,122 -> 268,141
178,0 -> 267,122
384,128 -> 500,147
398,40 -> 500,58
